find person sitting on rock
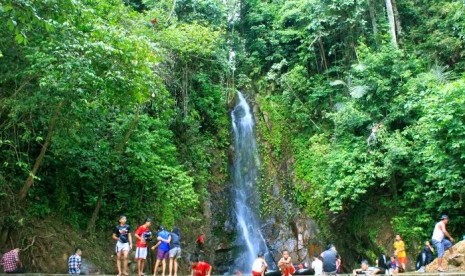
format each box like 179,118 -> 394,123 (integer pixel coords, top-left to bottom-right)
352,260 -> 380,275
278,250 -> 295,276
388,256 -> 399,275
375,253 -> 389,275
416,241 -> 434,272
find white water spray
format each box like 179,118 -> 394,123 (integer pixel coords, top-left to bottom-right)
231,92 -> 273,273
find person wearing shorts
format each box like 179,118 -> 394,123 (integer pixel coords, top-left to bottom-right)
168,227 -> 182,276
432,215 -> 454,272
113,215 -> 133,276
135,218 -> 152,276
393,234 -> 407,272
152,226 -> 171,276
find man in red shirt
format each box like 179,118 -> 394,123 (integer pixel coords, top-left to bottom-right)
1,248 -> 23,273
190,256 -> 211,276
134,218 -> 152,276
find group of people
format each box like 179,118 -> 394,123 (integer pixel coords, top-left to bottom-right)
0,214 -> 455,276
109,215 -> 211,276
110,216 -> 184,276
352,214 -> 455,275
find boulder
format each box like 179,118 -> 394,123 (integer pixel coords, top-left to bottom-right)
426,240 -> 465,272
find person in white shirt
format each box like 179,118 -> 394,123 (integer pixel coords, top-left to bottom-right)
312,254 -> 323,276
431,214 -> 454,272
251,252 -> 268,276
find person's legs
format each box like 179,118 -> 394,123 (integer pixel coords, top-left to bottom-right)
168,257 -> 174,276
141,259 -> 146,275
122,250 -> 129,275
162,259 -> 166,276
153,259 -> 161,276
117,251 -> 123,275
433,239 -> 445,271
136,247 -> 148,276
161,253 -> 168,276
173,258 -> 178,276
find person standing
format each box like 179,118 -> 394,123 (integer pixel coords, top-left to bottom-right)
152,226 -> 171,276
251,252 -> 268,276
190,255 -> 212,276
1,248 -> 23,273
168,227 -> 182,276
135,218 -> 153,276
113,215 -> 133,276
393,234 -> 407,272
321,244 -> 338,275
68,247 -> 82,275
432,215 -> 454,272
311,254 -> 323,276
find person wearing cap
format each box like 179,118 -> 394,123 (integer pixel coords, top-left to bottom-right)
352,260 -> 380,275
135,218 -> 153,276
112,215 -> 133,276
321,244 -> 338,275
251,252 -> 268,276
431,214 -> 454,272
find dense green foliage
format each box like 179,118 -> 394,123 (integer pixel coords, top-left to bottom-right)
0,0 -> 231,236
2,0 -> 465,271
234,0 -> 465,263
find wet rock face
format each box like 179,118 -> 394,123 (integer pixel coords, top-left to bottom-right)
263,215 -> 322,266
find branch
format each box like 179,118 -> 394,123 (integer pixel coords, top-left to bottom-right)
21,235 -> 37,251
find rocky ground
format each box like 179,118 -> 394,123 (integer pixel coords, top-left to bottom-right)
426,241 -> 465,272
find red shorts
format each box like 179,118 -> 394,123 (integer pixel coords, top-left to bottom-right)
280,265 -> 296,276
397,257 -> 407,264
252,271 -> 262,276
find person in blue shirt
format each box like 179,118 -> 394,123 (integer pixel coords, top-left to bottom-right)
168,227 -> 182,276
151,226 -> 171,276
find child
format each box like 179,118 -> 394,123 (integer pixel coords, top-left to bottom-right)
190,255 -> 212,276
152,226 -> 171,276
311,254 -> 323,276
278,250 -> 295,276
388,256 -> 399,275
112,215 -> 132,276
251,252 -> 268,276
134,218 -> 152,276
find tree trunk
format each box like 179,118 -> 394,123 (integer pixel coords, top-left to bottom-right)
18,100 -> 64,201
391,0 -> 402,45
86,111 -> 141,233
368,0 -> 378,37
166,0 -> 177,23
385,0 -> 398,47
318,37 -> 328,71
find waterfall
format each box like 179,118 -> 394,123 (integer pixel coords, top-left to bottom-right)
231,92 -> 273,273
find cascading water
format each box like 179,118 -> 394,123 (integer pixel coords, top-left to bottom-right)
231,92 -> 274,273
